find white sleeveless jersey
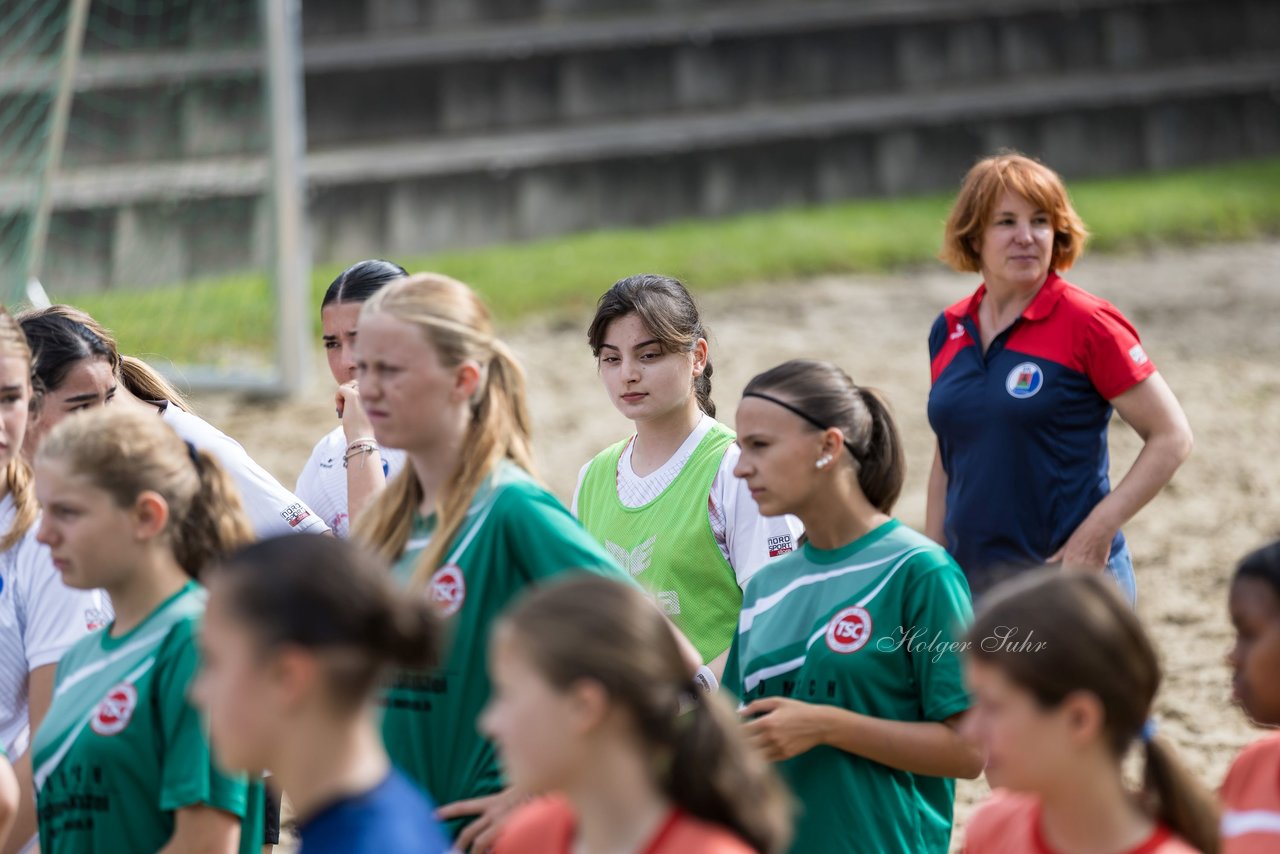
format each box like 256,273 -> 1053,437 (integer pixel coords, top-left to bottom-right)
0,495 -> 111,760
295,426 -> 407,538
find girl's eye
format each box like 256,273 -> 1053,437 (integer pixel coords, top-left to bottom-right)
324,341 -> 339,350
601,356 -> 619,364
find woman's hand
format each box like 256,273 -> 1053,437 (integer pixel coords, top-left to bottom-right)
1051,373 -> 1193,574
1048,518 -> 1115,572
741,697 -> 830,762
437,787 -> 526,853
336,381 -> 376,445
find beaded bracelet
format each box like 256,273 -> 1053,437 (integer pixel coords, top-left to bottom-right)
343,440 -> 379,469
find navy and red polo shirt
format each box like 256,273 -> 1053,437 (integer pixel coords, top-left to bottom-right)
926,271 -> 1156,591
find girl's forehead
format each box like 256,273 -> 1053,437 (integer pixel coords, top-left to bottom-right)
602,312 -> 656,343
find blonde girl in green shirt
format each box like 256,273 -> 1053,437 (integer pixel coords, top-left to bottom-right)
30,407 -> 258,854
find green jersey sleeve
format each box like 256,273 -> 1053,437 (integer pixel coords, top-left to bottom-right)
495,481 -> 629,584
901,551 -> 974,723
719,631 -> 743,704
154,621 -> 249,818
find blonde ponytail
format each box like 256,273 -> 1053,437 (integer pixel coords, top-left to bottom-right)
1,459 -> 37,551
352,274 -> 537,584
177,447 -> 254,577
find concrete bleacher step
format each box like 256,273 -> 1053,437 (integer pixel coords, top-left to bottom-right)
1,0 -> 1270,168
3,0 -> 1276,291
2,56 -> 1275,214
0,0 -> 1225,96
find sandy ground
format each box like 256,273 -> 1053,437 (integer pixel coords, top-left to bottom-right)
197,239 -> 1279,849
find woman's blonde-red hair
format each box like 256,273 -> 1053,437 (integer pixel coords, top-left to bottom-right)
940,152 -> 1089,274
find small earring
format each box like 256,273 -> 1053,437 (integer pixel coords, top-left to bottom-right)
815,454 -> 833,470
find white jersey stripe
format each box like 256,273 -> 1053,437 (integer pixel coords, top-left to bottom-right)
35,656 -> 157,791
1222,809 -> 1280,837
743,656 -> 808,694
741,548 -> 928,693
739,546 -> 929,633
52,628 -> 169,699
445,493 -> 501,566
405,491 -> 493,560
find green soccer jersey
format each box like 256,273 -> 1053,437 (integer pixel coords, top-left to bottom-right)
32,582 -> 257,854
381,461 -> 629,840
577,424 -> 740,664
723,520 -> 973,854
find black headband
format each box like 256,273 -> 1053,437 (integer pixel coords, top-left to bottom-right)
741,391 -> 859,459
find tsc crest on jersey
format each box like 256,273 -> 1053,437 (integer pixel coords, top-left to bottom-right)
90,683 -> 138,736
430,564 -> 466,617
826,606 -> 873,654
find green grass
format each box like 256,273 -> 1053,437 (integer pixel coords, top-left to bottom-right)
74,156 -> 1280,367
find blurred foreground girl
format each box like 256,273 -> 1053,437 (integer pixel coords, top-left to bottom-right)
193,535 -> 450,854
962,570 -> 1217,853
485,574 -> 791,854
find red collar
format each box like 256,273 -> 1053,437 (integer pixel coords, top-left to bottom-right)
1032,802 -> 1174,854
961,271 -> 1068,323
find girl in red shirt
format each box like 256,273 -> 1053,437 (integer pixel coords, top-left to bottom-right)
961,571 -> 1218,854
483,575 -> 790,854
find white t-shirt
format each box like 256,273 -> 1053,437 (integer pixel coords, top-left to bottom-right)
0,495 -> 112,760
162,405 -> 329,537
572,414 -> 804,588
295,426 -> 407,538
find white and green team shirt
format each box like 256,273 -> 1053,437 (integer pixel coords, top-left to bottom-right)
723,520 -> 973,854
1,495 -> 111,765
380,461 -> 630,841
32,582 -> 257,854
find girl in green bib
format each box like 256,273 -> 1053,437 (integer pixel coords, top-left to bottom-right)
351,273 -> 656,853
724,360 -> 982,854
575,275 -> 802,681
30,407 -> 259,854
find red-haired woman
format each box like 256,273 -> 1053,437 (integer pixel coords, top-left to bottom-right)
926,152 -> 1193,601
